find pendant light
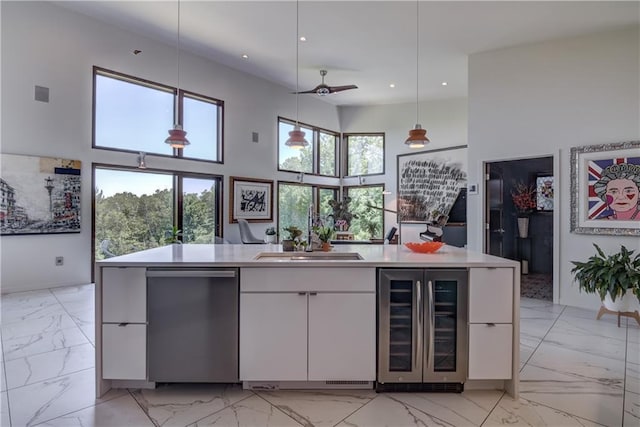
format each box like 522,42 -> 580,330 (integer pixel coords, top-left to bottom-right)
165,0 -> 190,149
405,0 -> 429,149
285,0 -> 309,149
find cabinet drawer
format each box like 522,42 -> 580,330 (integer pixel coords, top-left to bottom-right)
468,323 -> 512,380
102,267 -> 147,323
102,323 -> 146,380
468,268 -> 513,323
241,268 -> 375,292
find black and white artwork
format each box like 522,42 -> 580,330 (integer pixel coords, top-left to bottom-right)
230,176 -> 273,223
397,145 -> 467,223
1,154 -> 81,235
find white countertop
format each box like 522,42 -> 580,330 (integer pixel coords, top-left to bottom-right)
96,243 -> 519,268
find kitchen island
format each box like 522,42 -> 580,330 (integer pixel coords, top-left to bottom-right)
95,243 -> 520,399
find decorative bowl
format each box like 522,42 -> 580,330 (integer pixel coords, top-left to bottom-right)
404,241 -> 445,253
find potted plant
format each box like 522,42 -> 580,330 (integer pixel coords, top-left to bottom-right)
314,225 -> 334,251
510,181 -> 537,238
164,226 -> 183,244
265,226 -> 277,243
571,244 -> 640,324
282,226 -> 302,252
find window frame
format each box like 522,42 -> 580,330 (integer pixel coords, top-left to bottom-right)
92,66 -> 225,164
343,132 -> 386,178
91,163 -> 223,280
344,183 -> 386,240
276,181 -> 339,233
277,117 -> 339,177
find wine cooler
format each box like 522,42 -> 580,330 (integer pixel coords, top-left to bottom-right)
377,268 -> 468,392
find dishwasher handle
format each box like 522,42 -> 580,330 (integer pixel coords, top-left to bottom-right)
146,269 -> 237,278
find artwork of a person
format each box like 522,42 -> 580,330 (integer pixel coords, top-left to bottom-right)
593,163 -> 640,220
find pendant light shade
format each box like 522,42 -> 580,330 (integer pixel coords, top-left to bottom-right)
405,0 -> 430,149
165,0 -> 188,150
405,124 -> 429,148
285,126 -> 308,149
288,0 -> 309,150
165,124 -> 190,148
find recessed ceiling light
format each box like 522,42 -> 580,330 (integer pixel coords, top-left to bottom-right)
299,36 -> 307,42
389,83 -> 396,88
241,54 -> 249,59
441,82 -> 448,86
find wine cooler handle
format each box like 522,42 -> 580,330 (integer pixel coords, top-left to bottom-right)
427,280 -> 435,371
415,280 -> 422,374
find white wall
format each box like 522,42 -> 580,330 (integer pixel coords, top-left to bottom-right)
339,98 -> 468,231
0,1 -> 338,292
467,26 -> 640,309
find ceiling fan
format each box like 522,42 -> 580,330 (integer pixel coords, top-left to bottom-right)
296,69 -> 358,96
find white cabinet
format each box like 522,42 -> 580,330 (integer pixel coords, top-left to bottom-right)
101,267 -> 147,380
240,293 -> 307,380
102,324 -> 147,380
239,268 -> 376,382
467,267 -> 514,380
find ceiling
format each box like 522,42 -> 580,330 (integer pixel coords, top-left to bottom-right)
54,1 -> 639,107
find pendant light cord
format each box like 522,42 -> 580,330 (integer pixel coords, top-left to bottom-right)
176,0 -> 181,115
295,0 -> 300,127
415,0 -> 419,125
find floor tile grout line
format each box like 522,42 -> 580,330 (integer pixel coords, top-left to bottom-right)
49,284 -> 95,349
3,340 -> 95,364
127,388 -> 162,427
252,390 -> 310,426
519,303 -> 567,372
185,389 -> 263,426
328,391 -> 378,427
478,390 -> 506,427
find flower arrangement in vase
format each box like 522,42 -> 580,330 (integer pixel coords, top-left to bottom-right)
511,182 -> 537,217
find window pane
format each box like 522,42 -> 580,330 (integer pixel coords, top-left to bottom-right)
278,121 -> 313,173
347,135 -> 384,176
346,186 -> 384,240
319,188 -> 337,222
182,177 -> 217,243
95,74 -> 174,155
278,183 -> 312,239
182,95 -> 220,162
319,132 -> 337,176
95,169 -> 173,259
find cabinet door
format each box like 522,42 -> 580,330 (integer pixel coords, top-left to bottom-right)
308,293 -> 376,381
102,324 -> 146,380
102,267 -> 147,323
468,323 -> 512,379
468,268 -> 513,323
240,293 -> 307,381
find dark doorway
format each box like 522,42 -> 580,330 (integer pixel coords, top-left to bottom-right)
485,156 -> 554,301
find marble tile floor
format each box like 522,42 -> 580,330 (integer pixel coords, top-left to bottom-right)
1,284 -> 638,426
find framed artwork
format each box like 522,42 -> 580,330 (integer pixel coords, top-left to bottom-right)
536,176 -> 554,211
570,140 -> 640,235
1,154 -> 81,235
229,176 -> 273,223
396,145 -> 467,223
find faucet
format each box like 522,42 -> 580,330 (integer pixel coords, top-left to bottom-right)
306,204 -> 314,251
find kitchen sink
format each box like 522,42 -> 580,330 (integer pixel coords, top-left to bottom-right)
253,252 -> 363,261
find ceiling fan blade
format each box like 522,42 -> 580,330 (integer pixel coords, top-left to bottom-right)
328,85 -> 358,93
293,88 -> 320,94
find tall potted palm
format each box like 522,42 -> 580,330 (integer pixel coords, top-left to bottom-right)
571,244 -> 640,326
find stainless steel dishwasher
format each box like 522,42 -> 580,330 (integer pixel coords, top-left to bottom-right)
146,268 -> 239,383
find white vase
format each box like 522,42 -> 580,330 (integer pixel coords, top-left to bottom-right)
603,290 -> 640,312
517,217 -> 529,238
265,234 -> 276,244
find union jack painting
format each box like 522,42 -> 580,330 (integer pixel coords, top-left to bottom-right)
587,156 -> 640,220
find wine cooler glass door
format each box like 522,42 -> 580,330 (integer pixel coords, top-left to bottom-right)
423,269 -> 468,383
378,269 -> 424,383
